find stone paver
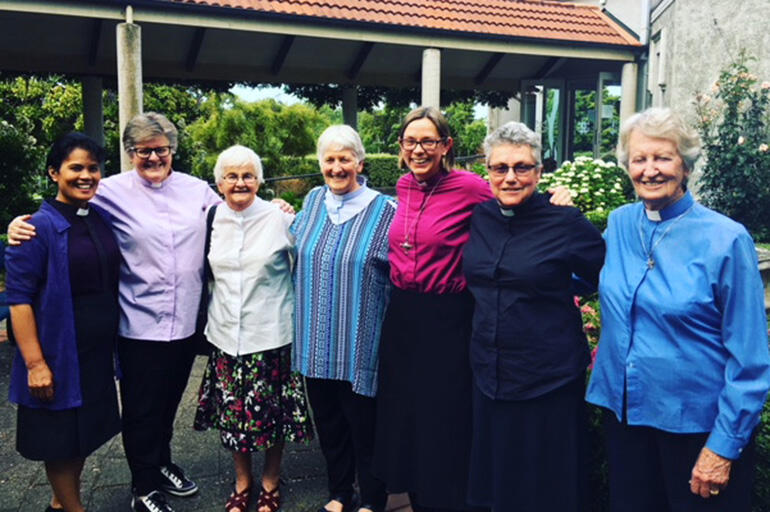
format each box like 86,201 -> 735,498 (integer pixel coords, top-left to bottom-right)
0,339 -> 411,512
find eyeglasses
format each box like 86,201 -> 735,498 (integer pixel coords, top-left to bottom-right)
131,146 -> 172,158
398,138 -> 445,151
487,164 -> 538,176
222,173 -> 258,185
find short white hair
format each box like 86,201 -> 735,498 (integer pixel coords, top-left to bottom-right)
316,125 -> 365,166
213,145 -> 263,185
483,121 -> 542,165
617,107 -> 701,171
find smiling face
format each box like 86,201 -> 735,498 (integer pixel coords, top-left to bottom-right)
131,135 -> 173,184
49,147 -> 102,206
321,148 -> 363,195
627,129 -> 689,210
217,164 -> 259,211
487,144 -> 541,208
400,117 -> 453,182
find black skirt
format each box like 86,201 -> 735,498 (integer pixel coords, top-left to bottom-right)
467,376 -> 588,512
373,288 -> 477,510
17,292 -> 121,461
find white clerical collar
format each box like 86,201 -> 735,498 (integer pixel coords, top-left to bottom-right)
645,209 -> 662,221
76,207 -> 89,217
324,177 -> 378,225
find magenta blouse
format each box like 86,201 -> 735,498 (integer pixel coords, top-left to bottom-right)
388,170 -> 492,294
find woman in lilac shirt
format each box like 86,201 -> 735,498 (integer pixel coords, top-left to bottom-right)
373,107 -> 570,511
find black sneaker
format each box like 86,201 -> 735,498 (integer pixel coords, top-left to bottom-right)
159,463 -> 199,497
132,490 -> 175,512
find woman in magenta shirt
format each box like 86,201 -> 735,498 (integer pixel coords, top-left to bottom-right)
373,107 -> 569,511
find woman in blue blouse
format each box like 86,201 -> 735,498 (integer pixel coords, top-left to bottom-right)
291,125 -> 395,512
586,107 -> 770,511
5,133 -> 121,512
463,121 -> 605,512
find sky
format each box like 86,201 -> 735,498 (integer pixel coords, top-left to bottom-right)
230,84 -> 488,119
230,84 -> 301,104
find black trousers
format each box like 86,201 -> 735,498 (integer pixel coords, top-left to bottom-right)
305,377 -> 387,512
604,409 -> 755,512
118,335 -> 197,495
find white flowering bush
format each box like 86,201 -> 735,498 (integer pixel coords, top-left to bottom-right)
538,156 -> 634,216
694,50 -> 770,241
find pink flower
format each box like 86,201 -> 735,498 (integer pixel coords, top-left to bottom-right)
573,296 -> 581,308
588,345 -> 599,370
584,322 -> 596,331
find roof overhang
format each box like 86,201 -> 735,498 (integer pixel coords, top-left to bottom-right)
0,1 -> 643,92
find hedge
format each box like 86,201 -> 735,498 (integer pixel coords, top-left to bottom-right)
258,153 -> 402,209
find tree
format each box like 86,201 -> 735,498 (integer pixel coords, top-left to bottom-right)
187,96 -> 332,178
0,73 -> 84,226
444,101 -> 486,157
283,84 -> 513,110
358,104 -> 410,154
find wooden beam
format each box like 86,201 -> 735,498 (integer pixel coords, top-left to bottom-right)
346,42 -> 374,80
87,18 -> 102,66
271,35 -> 295,75
474,52 -> 504,85
185,27 -> 206,72
534,57 -> 566,79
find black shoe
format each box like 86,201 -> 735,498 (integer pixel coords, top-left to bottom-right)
159,463 -> 198,497
132,490 -> 175,512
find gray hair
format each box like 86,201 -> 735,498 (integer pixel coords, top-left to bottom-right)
317,125 -> 365,166
122,112 -> 179,153
483,121 -> 542,165
213,145 -> 264,185
617,107 -> 701,171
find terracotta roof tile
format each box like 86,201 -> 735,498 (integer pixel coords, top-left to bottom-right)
165,0 -> 641,47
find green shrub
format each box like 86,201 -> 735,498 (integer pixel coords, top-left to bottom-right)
538,156 -> 634,213
257,153 -> 401,210
694,51 -> 770,243
585,209 -> 610,232
363,154 -> 400,188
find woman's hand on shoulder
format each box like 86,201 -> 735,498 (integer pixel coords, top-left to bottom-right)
548,186 -> 574,207
26,360 -> 54,402
690,446 -> 732,498
7,214 -> 35,246
271,198 -> 295,215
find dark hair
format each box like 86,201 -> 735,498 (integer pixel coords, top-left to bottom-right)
46,132 -> 106,174
397,106 -> 455,172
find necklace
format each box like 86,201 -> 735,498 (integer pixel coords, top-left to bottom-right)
401,174 -> 444,252
637,204 -> 694,269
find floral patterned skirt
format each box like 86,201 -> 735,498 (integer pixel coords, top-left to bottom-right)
193,344 -> 314,452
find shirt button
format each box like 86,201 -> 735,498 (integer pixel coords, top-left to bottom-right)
627,362 -> 634,369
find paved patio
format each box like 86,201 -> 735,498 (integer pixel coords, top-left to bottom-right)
0,321 -> 411,512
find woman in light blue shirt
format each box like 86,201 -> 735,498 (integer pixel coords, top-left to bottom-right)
586,107 -> 770,511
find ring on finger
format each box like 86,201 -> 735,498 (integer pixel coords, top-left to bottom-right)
709,489 -> 720,496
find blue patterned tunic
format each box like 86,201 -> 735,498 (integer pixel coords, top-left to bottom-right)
291,185 -> 396,397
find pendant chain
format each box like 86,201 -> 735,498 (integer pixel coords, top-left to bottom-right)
401,175 -> 444,252
638,205 -> 694,269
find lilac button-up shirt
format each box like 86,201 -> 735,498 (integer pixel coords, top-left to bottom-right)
91,170 -> 220,341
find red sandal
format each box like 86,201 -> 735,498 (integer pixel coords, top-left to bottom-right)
256,484 -> 281,512
225,483 -> 252,512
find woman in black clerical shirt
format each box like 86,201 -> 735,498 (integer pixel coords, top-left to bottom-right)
6,132 -> 120,512
463,122 -> 605,512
